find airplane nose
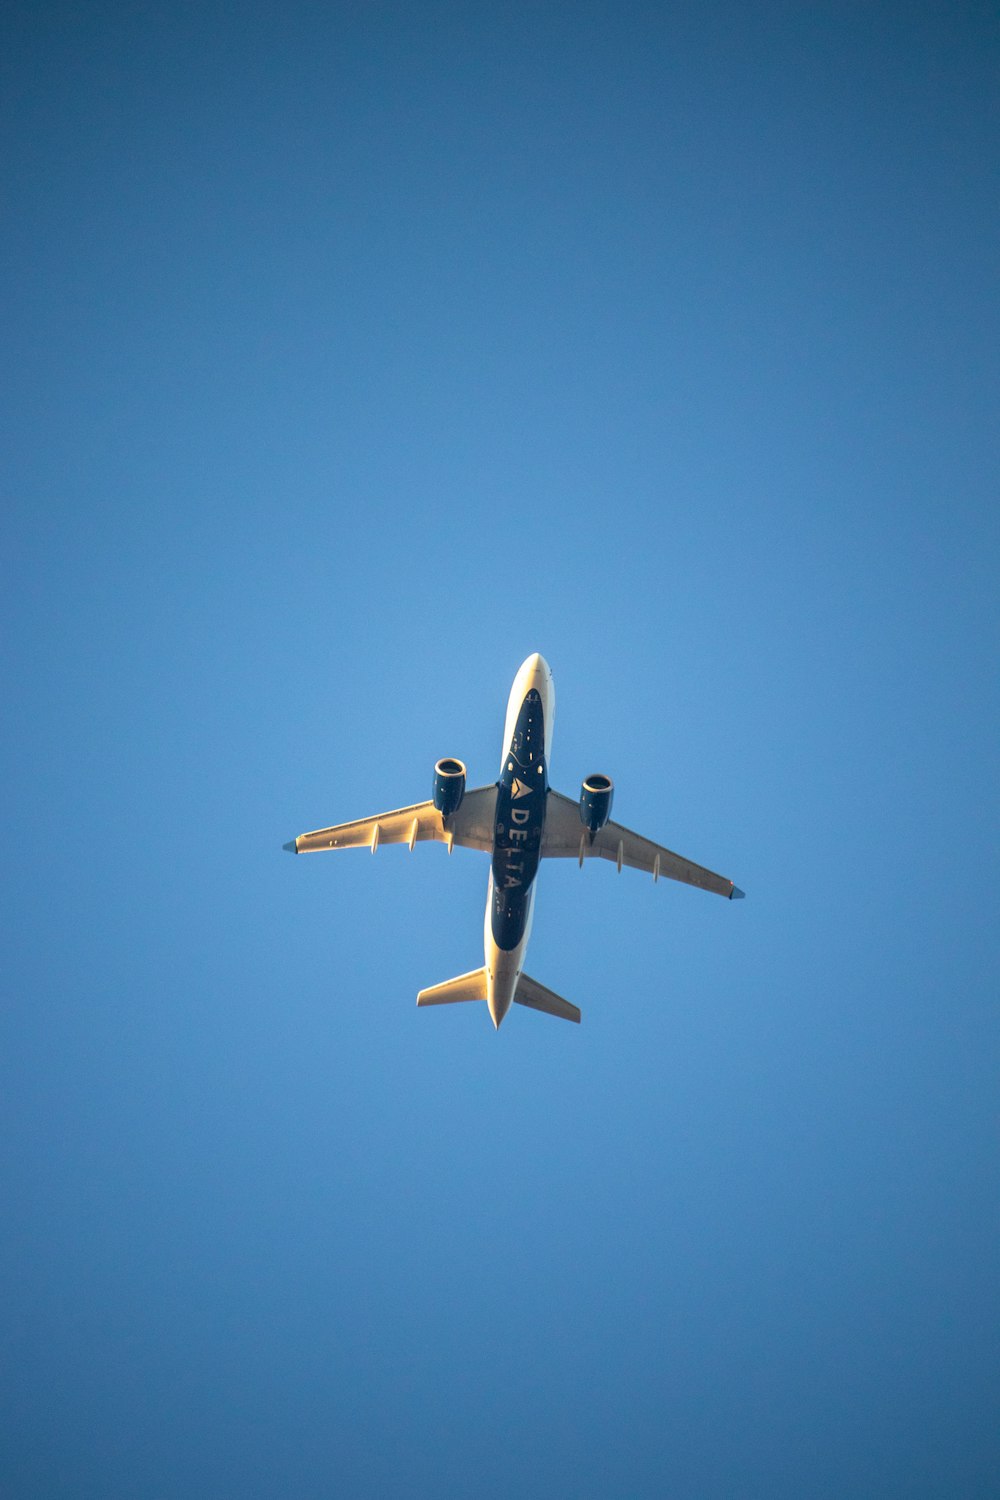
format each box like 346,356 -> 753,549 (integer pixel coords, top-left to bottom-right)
523,653 -> 551,690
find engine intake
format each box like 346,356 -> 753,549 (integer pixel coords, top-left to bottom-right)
433,757 -> 467,816
579,773 -> 614,832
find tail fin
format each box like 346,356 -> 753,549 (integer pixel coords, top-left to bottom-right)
416,967 -> 488,1007
416,966 -> 580,1024
514,973 -> 581,1024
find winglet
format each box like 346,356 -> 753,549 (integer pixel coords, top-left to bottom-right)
283,840 -> 298,854
730,885 -> 745,899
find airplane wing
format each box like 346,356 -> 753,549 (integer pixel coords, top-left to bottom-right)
285,785 -> 497,855
541,790 -> 744,900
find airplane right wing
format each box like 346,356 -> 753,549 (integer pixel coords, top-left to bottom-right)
541,789 -> 743,900
286,785 -> 497,855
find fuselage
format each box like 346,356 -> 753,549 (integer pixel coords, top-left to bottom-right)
484,654 -> 555,1028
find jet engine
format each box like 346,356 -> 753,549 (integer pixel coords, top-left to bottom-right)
432,758 -> 467,815
579,773 -> 614,832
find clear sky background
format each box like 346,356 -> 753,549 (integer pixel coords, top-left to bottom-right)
3,3 -> 998,1496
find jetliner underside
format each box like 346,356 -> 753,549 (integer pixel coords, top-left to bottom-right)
284,654 -> 743,1029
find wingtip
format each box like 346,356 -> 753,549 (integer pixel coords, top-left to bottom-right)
730,885 -> 745,900
283,840 -> 298,854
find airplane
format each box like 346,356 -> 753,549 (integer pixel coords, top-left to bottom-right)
284,653 -> 744,1030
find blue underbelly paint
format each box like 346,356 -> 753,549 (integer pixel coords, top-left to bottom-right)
491,688 -> 548,950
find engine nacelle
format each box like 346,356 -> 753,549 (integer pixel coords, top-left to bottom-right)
579,773 -> 614,832
433,757 -> 467,816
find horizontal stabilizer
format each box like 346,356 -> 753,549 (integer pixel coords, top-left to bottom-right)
514,972 -> 581,1024
416,967 -> 489,1007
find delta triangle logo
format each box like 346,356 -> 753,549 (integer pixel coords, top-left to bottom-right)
511,778 -> 532,799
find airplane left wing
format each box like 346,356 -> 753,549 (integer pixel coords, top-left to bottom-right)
286,785 -> 497,855
542,789 -> 744,899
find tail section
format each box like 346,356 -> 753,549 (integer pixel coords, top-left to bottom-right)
416,967 -> 579,1025
416,967 -> 488,1007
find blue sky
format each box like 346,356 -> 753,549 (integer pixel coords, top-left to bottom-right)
3,3 -> 998,1495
